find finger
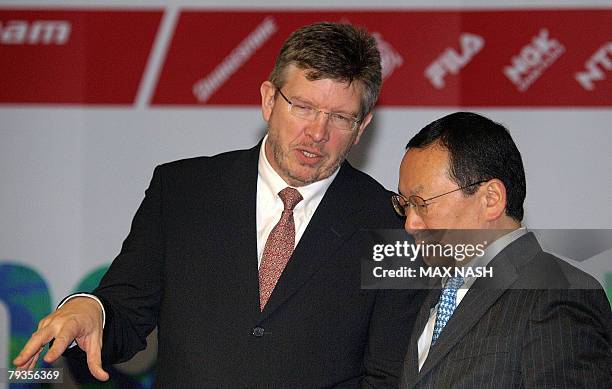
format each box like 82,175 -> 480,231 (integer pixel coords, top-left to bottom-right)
37,314 -> 53,331
14,355 -> 35,370
13,329 -> 55,366
15,347 -> 41,370
43,333 -> 74,364
26,348 -> 43,370
86,335 -> 109,381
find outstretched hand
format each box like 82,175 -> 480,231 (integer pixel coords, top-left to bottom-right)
12,297 -> 109,381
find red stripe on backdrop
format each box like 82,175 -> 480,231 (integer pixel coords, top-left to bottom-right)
1,9 -> 609,106
152,10 -> 611,107
0,10 -> 162,104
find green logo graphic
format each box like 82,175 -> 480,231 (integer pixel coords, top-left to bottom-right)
1,262 -> 156,388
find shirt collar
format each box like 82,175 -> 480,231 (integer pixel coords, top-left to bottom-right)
458,226 -> 528,288
479,227 -> 528,266
258,135 -> 338,209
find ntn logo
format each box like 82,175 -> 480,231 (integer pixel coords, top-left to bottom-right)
576,42 -> 612,91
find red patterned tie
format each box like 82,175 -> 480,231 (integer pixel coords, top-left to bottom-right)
259,187 -> 303,310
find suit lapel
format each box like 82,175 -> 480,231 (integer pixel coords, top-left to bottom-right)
414,272 -> 516,382
411,233 -> 543,386
402,286 -> 441,387
259,161 -> 363,320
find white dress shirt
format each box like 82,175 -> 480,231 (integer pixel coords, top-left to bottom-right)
417,227 -> 528,370
64,136 -> 339,331
256,135 -> 337,267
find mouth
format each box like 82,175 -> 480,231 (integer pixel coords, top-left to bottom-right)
295,147 -> 324,164
301,150 -> 319,158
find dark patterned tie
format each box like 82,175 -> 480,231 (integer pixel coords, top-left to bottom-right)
259,187 -> 303,310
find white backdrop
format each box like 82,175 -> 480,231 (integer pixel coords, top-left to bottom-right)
3,107 -> 611,304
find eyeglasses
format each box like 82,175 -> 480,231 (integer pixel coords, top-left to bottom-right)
276,89 -> 361,131
391,181 -> 486,217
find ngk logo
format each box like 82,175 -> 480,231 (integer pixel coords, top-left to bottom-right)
0,20 -> 71,45
504,29 -> 565,92
425,33 -> 484,89
575,42 -> 612,91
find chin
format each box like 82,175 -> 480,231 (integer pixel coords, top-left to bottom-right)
285,165 -> 319,183
288,173 -> 319,186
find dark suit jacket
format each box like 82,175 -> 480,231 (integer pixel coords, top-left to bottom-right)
83,144 -> 422,388
400,232 -> 612,389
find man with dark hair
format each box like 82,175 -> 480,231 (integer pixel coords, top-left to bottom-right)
14,22 -> 422,387
393,112 -> 612,388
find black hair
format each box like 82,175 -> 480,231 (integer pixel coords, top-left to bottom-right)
407,112 -> 526,222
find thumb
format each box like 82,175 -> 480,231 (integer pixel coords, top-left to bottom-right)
84,333 -> 109,381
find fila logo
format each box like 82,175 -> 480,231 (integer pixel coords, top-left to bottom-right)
575,42 -> 612,91
504,28 -> 565,92
0,20 -> 71,45
373,32 -> 403,80
425,33 -> 484,89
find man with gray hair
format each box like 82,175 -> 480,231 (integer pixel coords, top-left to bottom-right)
15,22 -> 422,387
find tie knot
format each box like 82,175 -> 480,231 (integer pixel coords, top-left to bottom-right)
278,187 -> 303,211
444,276 -> 464,290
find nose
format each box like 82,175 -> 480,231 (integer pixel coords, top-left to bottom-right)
404,206 -> 426,236
304,112 -> 330,143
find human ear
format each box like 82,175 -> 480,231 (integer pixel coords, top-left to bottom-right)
483,179 -> 507,221
260,81 -> 276,122
353,112 -> 373,145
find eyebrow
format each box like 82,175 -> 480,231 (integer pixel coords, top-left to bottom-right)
398,184 -> 424,198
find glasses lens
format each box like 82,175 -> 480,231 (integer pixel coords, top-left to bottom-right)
408,195 -> 427,216
391,195 -> 407,217
328,113 -> 355,131
290,104 -> 316,120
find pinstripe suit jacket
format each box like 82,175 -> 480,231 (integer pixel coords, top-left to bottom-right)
399,232 -> 612,389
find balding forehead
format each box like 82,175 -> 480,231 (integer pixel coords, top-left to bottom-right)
398,184 -> 424,198
399,146 -> 452,196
